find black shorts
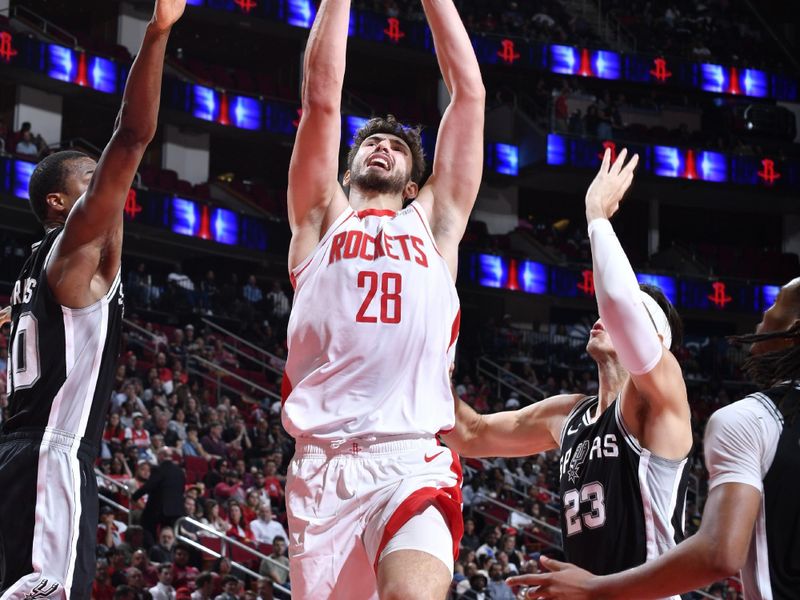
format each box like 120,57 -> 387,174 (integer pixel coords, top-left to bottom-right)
0,429 -> 98,600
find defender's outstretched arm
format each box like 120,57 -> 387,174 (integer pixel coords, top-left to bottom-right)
49,0 -> 186,308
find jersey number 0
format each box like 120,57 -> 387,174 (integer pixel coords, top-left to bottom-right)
356,271 -> 402,324
7,312 -> 41,393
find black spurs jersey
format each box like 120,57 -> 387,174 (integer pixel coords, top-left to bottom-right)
558,395 -> 690,590
753,385 -> 800,599
3,227 -> 123,448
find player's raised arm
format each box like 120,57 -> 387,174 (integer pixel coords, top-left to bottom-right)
415,0 -> 485,275
584,148 -> 691,457
287,0 -> 351,270
48,0 -> 185,309
442,389 -> 584,458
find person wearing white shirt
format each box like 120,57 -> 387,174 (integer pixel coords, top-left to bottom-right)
250,503 -> 288,545
149,564 -> 176,600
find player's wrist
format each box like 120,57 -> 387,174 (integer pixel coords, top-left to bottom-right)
590,574 -> 622,600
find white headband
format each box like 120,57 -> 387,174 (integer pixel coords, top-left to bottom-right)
640,291 -> 672,350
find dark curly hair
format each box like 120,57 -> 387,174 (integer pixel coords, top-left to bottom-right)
28,150 -> 89,225
347,115 -> 426,184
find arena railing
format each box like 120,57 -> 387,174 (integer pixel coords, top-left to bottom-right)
173,516 -> 291,597
95,469 -> 133,525
7,4 -> 79,48
476,356 -> 546,404
201,318 -> 286,376
124,319 -> 166,356
187,354 -> 281,405
470,493 -> 563,552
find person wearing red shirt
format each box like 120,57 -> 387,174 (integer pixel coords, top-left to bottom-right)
225,501 -> 254,542
92,560 -> 115,600
170,543 -> 199,589
261,459 -> 284,505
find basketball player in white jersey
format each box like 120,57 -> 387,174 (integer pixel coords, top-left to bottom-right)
443,150 -> 693,598
0,1 -> 185,598
283,0 -> 485,597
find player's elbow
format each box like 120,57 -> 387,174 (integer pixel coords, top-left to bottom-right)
707,542 -> 747,578
114,123 -> 156,149
453,81 -> 486,105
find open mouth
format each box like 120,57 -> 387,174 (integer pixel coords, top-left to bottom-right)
367,154 -> 392,171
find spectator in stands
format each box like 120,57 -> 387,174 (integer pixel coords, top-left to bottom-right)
243,274 -> 263,305
250,504 -> 288,546
488,561 -> 515,599
191,572 -> 215,600
199,270 -> 218,315
132,447 -> 186,541
259,535 -> 289,587
500,533 -> 524,572
201,422 -> 229,458
107,548 -> 130,587
261,459 -> 284,505
265,281 -> 289,326
225,500 -> 254,541
183,424 -> 213,459
476,526 -> 501,561
125,567 -> 146,597
215,575 -> 241,600
149,563 -> 176,600
131,548 -> 159,587
170,543 -> 199,589
203,499 -> 230,533
127,263 -> 152,308
553,82 -> 570,132
176,587 -> 192,600
152,410 -> 179,446
97,505 -> 128,549
126,412 -> 152,456
462,570 -> 490,600
149,527 -> 176,564
214,470 -> 245,503
255,578 -> 274,600
93,559 -> 116,600
461,517 -> 480,552
114,585 -> 137,600
13,123 -> 39,157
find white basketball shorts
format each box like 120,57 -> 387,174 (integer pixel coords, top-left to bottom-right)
286,436 -> 463,600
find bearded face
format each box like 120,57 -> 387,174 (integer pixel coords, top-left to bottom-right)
348,134 -> 413,196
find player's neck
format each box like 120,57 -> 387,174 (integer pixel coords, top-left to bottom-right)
348,188 -> 404,213
595,358 -> 627,413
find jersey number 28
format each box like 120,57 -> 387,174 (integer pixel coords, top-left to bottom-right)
356,271 -> 402,324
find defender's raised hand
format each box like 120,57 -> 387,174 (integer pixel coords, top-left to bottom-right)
151,0 -> 187,32
0,306 -> 10,327
585,147 -> 639,223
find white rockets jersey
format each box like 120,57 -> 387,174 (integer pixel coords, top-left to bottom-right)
282,203 -> 461,440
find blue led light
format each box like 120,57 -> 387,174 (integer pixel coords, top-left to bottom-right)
477,254 -> 507,288
490,143 -> 519,176
700,63 -> 727,93
592,50 -> 621,80
211,207 -> 238,245
345,115 -> 369,143
636,273 -> 678,305
761,285 -> 780,310
88,56 -> 117,94
741,69 -> 768,98
697,151 -> 728,183
186,0 -> 204,5
546,134 -> 567,165
192,85 -> 218,122
231,95 -> 262,130
519,260 -> 548,294
287,0 -> 315,28
47,44 -> 76,82
13,159 -> 36,200
171,197 -> 200,236
652,145 -> 682,178
549,44 -> 578,75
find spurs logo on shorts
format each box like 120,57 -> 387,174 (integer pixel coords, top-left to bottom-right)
22,580 -> 59,599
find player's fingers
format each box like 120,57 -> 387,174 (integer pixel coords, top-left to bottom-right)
610,148 -> 628,175
539,556 -> 569,572
507,574 -> 548,588
526,587 -> 554,600
623,152 -> 640,176
600,147 -> 611,173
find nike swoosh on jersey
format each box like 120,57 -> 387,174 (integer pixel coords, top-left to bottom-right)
424,451 -> 444,463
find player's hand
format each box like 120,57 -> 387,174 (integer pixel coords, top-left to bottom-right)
507,556 -> 597,600
151,0 -> 187,32
585,147 -> 638,223
0,306 -> 10,327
